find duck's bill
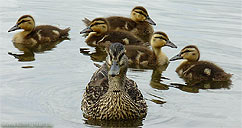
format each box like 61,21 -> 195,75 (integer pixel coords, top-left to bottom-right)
80,26 -> 93,34
108,60 -> 120,77
170,54 -> 183,61
165,40 -> 177,48
8,24 -> 20,32
146,16 -> 156,25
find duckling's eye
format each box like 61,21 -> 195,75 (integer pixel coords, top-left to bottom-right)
90,23 -> 105,27
181,50 -> 191,54
18,20 -> 30,25
154,36 -> 167,41
192,53 -> 195,55
134,11 -> 146,17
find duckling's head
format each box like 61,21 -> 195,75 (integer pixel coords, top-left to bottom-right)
170,45 -> 200,62
131,6 -> 156,25
80,18 -> 108,35
106,43 -> 128,77
8,15 -> 35,32
151,32 -> 177,49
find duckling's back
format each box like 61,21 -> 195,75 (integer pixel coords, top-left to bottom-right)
177,61 -> 232,81
29,25 -> 70,43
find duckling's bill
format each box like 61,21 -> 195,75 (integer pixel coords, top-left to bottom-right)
8,24 -> 20,32
146,16 -> 156,25
108,60 -> 120,77
165,40 -> 177,48
80,26 -> 93,34
170,54 -> 183,61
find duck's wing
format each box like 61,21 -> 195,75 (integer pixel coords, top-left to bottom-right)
81,64 -> 109,112
125,77 -> 147,113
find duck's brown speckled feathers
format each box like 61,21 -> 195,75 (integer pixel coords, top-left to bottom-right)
81,43 -> 147,120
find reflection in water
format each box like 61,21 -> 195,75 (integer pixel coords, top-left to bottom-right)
84,118 -> 143,127
170,80 -> 232,93
8,38 -> 69,62
149,65 -> 170,90
80,46 -> 107,62
147,93 -> 166,105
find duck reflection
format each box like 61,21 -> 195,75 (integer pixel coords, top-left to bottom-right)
84,118 -> 143,127
8,38 -> 69,61
170,80 -> 232,93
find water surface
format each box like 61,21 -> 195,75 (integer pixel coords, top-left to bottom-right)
0,0 -> 241,127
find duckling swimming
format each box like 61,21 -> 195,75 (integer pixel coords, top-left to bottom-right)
125,32 -> 177,68
80,18 -> 144,47
82,6 -> 155,43
170,45 -> 232,82
8,15 -> 70,44
81,43 -> 147,120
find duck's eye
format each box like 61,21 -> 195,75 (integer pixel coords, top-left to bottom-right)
192,53 -> 195,55
118,52 -> 125,62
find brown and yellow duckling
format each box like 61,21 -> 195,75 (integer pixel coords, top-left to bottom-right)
125,32 -> 177,68
80,18 -> 144,47
81,43 -> 147,120
83,6 -> 155,43
8,15 -> 70,44
170,45 -> 232,82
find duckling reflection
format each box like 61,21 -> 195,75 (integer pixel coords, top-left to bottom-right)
80,46 -> 107,62
170,80 -> 232,93
149,65 -> 170,90
9,38 -> 68,61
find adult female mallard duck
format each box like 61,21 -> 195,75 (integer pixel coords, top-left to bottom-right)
125,31 -> 177,68
80,18 -> 144,47
81,43 -> 147,120
170,45 -> 232,82
8,15 -> 70,44
82,6 -> 155,43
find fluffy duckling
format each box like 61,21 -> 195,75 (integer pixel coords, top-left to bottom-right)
125,32 -> 177,68
81,43 -> 147,120
170,45 -> 232,82
8,15 -> 70,44
83,6 -> 155,43
80,18 -> 144,47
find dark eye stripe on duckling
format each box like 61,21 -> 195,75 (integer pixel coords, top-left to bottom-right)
17,20 -> 30,25
181,50 -> 192,55
90,22 -> 105,27
134,11 -> 147,17
154,36 -> 167,41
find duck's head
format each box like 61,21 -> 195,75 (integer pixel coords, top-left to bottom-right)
131,6 -> 156,25
170,45 -> 200,62
80,18 -> 108,35
151,32 -> 177,49
106,43 -> 128,77
8,15 -> 35,32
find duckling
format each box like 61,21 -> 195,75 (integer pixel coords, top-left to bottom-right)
125,32 -> 177,68
80,18 -> 145,47
82,6 -> 155,43
81,43 -> 147,120
170,45 -> 232,82
8,15 -> 70,44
